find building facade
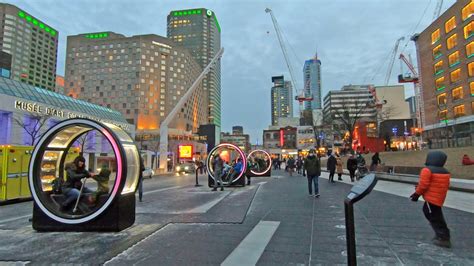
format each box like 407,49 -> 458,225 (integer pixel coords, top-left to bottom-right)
232,125 -> 243,135
0,3 -> 58,90
374,85 -> 411,121
303,53 -> 322,110
221,132 -> 251,153
271,75 -> 293,126
64,32 -> 206,148
415,0 -> 474,147
167,8 -> 222,127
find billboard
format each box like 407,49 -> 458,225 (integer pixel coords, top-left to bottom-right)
178,145 -> 193,159
297,126 -> 316,150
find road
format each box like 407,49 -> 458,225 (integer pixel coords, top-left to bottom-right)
0,171 -> 473,265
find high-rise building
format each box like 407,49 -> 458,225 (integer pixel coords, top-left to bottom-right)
0,3 -> 58,90
232,126 -> 243,135
167,8 -> 222,127
271,75 -> 293,126
64,32 -> 206,147
303,53 -> 322,110
414,0 -> 474,148
55,75 -> 65,94
0,51 -> 12,78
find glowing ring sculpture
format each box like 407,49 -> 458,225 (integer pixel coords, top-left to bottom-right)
246,149 -> 272,176
206,143 -> 247,185
29,118 -> 140,225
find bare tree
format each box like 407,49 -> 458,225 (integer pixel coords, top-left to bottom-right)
13,113 -> 51,146
75,131 -> 90,156
377,103 -> 399,124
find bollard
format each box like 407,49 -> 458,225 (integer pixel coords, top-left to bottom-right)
344,174 -> 377,266
195,167 -> 202,187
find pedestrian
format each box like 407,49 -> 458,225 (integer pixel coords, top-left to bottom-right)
410,151 -> 451,248
138,156 -> 145,202
347,154 -> 357,182
246,159 -> 252,185
296,158 -> 302,174
370,152 -> 382,172
287,156 -> 296,176
327,152 -> 337,183
336,154 -> 343,181
212,155 -> 224,191
304,149 -> 321,197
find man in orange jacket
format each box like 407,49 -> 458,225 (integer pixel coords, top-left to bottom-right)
410,151 -> 451,248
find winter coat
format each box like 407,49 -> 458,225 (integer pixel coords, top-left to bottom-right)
327,155 -> 337,172
304,155 -> 321,176
287,158 -> 296,168
347,157 -> 358,171
462,155 -> 474,165
415,151 -> 451,207
336,157 -> 343,174
63,158 -> 90,191
371,154 -> 381,165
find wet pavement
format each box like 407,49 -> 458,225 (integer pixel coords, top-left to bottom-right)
0,171 -> 473,265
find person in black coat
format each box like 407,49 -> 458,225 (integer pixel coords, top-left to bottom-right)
61,156 -> 93,211
370,152 -> 382,171
327,153 -> 337,183
347,154 -> 358,182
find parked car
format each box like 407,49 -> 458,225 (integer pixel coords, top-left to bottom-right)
142,167 -> 154,179
175,162 -> 195,174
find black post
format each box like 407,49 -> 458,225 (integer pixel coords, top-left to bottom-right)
195,167 -> 202,187
344,200 -> 356,266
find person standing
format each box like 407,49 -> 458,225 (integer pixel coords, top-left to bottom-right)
304,149 -> 321,197
287,156 -> 296,176
336,154 -> 343,181
327,153 -> 337,183
347,154 -> 357,182
370,152 -> 382,172
212,155 -> 224,191
138,156 -> 145,202
410,151 -> 451,248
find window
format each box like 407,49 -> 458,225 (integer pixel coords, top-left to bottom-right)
445,16 -> 456,33
433,45 -> 442,59
435,76 -> 445,90
453,104 -> 465,117
464,21 -> 474,39
434,61 -> 444,74
471,82 -> 474,95
452,86 -> 464,100
467,42 -> 474,58
438,109 -> 448,120
448,51 -> 460,66
462,1 -> 474,21
446,34 -> 457,49
450,69 -> 461,83
469,62 -> 474,76
432,29 -> 441,44
437,93 -> 447,105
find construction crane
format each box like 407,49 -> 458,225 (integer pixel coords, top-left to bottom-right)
384,37 -> 405,85
433,0 -> 444,20
265,8 -> 313,110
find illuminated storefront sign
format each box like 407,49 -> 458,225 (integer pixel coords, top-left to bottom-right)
178,145 -> 193,159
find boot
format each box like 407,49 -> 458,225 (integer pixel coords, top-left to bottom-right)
432,238 -> 451,248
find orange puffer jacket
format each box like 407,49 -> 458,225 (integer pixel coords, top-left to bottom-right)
415,151 -> 451,207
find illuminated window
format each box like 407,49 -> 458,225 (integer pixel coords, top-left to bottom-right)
471,82 -> 474,95
452,86 -> 464,100
467,42 -> 474,58
432,29 -> 441,44
450,69 -> 461,83
437,93 -> 447,105
469,62 -> 474,76
454,104 -> 465,117
448,51 -> 460,66
438,109 -> 448,119
464,21 -> 474,39
445,16 -> 456,33
447,34 -> 458,49
462,2 -> 474,21
433,44 -> 442,58
435,76 -> 445,90
434,61 -> 444,75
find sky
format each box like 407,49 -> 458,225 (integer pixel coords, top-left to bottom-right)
5,0 -> 455,143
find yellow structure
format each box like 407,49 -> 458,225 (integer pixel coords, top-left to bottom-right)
0,145 -> 33,201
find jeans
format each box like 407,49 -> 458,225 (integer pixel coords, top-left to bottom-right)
423,202 -> 450,240
307,175 -> 319,195
214,169 -> 223,189
63,187 -> 92,206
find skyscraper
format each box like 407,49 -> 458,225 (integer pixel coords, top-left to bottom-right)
303,53 -> 322,110
271,75 -> 293,126
167,8 -> 222,127
0,3 -> 58,90
64,32 -> 206,147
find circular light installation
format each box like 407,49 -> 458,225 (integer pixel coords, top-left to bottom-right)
29,118 -> 139,225
206,9 -> 213,17
246,150 -> 272,176
206,143 -> 247,185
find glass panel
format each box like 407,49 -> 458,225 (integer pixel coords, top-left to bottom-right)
462,2 -> 474,21
447,34 -> 457,49
464,21 -> 474,39
450,69 -> 461,83
445,16 -> 456,33
469,62 -> 474,76
452,86 -> 464,100
432,29 -> 441,44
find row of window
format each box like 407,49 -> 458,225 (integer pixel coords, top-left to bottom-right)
431,2 -> 474,44
438,102 -> 474,119
434,62 -> 474,89
437,82 -> 474,105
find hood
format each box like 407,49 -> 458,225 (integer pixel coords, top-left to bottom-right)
425,151 -> 447,167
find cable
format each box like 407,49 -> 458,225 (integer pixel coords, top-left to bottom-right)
400,0 -> 432,54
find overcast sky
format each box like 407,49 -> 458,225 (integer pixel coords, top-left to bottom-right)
6,0 -> 455,143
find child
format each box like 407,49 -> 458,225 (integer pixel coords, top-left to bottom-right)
410,151 -> 451,248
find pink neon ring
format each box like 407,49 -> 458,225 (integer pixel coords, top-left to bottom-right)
206,143 -> 247,184
247,149 -> 272,175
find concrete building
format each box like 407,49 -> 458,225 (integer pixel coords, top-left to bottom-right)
64,32 -> 206,148
406,96 -> 418,121
232,126 -> 243,135
374,85 -> 411,121
0,51 -> 12,78
303,53 -> 322,110
271,75 -> 293,126
0,4 -> 58,90
414,0 -> 474,147
221,132 -> 250,153
55,75 -> 65,94
167,8 -> 222,127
